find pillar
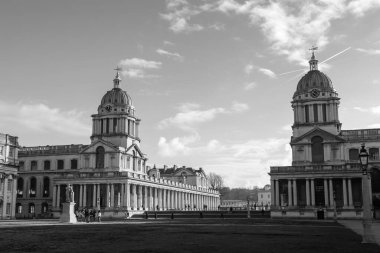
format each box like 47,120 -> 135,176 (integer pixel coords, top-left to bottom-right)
93,184 -> 96,207
275,180 -> 280,207
306,179 -> 310,206
163,189 -> 166,210
132,184 -> 137,210
311,179 -> 315,206
143,186 -> 148,210
149,187 -> 153,210
288,180 -> 292,206
324,179 -> 329,206
342,178 -> 348,208
106,184 -> 110,208
57,184 -> 61,208
97,184 -> 100,208
329,179 -> 334,207
83,184 -> 87,207
153,188 -> 158,210
79,184 -> 83,207
137,185 -> 142,210
52,185 -> 57,207
270,179 -> 275,207
2,177 -> 8,217
292,179 -> 297,207
348,178 -> 353,208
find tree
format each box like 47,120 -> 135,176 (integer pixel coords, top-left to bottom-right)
208,172 -> 224,190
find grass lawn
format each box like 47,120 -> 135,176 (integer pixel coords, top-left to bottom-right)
0,219 -> 379,253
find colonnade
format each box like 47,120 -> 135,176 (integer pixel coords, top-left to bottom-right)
52,182 -> 219,211
271,177 -> 359,209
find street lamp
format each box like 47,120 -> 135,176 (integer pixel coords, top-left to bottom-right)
358,144 -> 376,243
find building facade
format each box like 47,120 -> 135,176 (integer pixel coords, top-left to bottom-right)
0,133 -> 19,219
270,52 -> 380,219
16,70 -> 220,218
257,184 -> 271,210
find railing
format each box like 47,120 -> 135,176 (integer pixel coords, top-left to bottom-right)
270,163 -> 363,173
19,145 -> 86,156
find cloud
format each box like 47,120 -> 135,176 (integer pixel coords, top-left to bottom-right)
356,48 -> 380,55
163,40 -> 175,46
158,134 -> 200,157
244,82 -> 257,90
209,23 -> 225,31
119,58 -> 162,79
0,100 -> 90,137
354,106 -> 380,115
347,0 -> 380,16
231,102 -> 249,113
244,64 -> 254,74
258,68 -> 277,78
161,0 -> 204,33
156,48 -> 184,61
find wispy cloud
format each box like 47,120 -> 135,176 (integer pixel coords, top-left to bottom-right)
161,0 -> 203,33
163,40 -> 175,46
244,82 -> 256,90
0,100 -> 90,137
258,68 -> 277,78
119,58 -> 162,79
356,48 -> 380,55
232,102 -> 249,113
156,48 -> 184,61
354,106 -> 380,115
244,64 -> 254,74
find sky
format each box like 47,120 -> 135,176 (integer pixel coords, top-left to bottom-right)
1,0 -> 380,188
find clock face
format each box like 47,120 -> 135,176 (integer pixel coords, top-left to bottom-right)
105,105 -> 112,112
310,89 -> 320,98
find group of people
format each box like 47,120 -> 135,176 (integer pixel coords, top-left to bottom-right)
75,208 -> 101,222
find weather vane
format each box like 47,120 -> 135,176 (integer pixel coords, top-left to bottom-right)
309,46 -> 318,54
114,66 -> 122,72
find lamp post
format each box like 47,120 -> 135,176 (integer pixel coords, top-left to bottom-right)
247,196 -> 251,218
358,144 -> 376,243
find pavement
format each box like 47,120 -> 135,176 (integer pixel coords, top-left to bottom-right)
339,220 -> 380,246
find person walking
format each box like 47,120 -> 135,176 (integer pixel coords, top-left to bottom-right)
97,210 -> 102,222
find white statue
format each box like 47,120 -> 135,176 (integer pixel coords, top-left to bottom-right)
65,184 -> 74,203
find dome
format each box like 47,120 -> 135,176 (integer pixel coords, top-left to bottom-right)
100,88 -> 133,107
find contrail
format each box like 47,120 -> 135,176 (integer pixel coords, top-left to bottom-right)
278,68 -> 308,76
320,47 -> 351,64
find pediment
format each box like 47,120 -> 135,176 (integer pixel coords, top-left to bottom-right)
291,127 -> 345,144
173,167 -> 196,176
125,143 -> 145,159
80,139 -> 119,154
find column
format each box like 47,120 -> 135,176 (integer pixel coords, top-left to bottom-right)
126,183 -> 130,209
143,186 -> 148,210
348,178 -> 353,208
288,180 -> 292,206
93,184 -> 96,207
292,179 -> 297,207
52,185 -> 57,207
106,184 -> 110,208
149,187 -> 153,210
97,184 -> 100,208
56,184 -> 61,207
324,179 -> 329,206
342,178 -> 348,207
121,183 -> 125,207
2,177 -> 8,216
11,178 -> 17,218
275,180 -> 280,207
79,184 -> 83,207
329,179 -> 334,207
311,179 -> 315,206
270,180 -> 275,207
306,179 -> 310,206
137,185 -> 142,209
132,184 -> 137,210
163,189 -> 167,210
111,183 -> 115,207
83,184 -> 87,207
153,188 -> 158,210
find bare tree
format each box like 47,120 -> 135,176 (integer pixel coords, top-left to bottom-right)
208,172 -> 224,190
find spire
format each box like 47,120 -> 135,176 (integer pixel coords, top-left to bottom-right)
113,66 -> 122,88
309,46 -> 318,71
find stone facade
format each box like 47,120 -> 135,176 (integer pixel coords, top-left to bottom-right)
270,52 -> 380,219
16,69 -> 220,218
257,184 -> 271,210
0,133 -> 19,219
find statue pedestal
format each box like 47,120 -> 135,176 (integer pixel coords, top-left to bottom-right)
60,202 -> 77,223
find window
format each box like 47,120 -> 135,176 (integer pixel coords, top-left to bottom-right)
113,118 -> 118,132
305,105 -> 309,123
311,136 -> 324,163
106,118 -> 110,134
44,160 -> 50,170
41,203 -> 48,213
7,180 -> 12,192
313,104 -> 318,122
71,159 -> 78,169
16,203 -> 22,214
6,203 -> 11,215
261,194 -> 263,198
322,104 -> 327,122
84,156 -> 89,168
101,119 -> 104,133
8,147 -> 14,157
43,177 -> 50,197
96,146 -> 105,168
349,149 -> 359,161
29,177 -> 36,197
369,148 -> 379,160
29,203 -> 35,214
0,146 -> 3,155
17,178 -> 23,197
19,161 -> 25,170
57,160 -> 64,170
31,161 -> 37,171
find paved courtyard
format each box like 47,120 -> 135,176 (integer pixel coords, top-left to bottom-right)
0,219 -> 379,253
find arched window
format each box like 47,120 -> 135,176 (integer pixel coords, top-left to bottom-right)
17,178 -> 24,198
29,177 -> 36,197
311,136 -> 324,163
31,161 -> 37,171
96,146 -> 105,168
16,203 -> 22,214
28,203 -> 35,214
132,151 -> 136,171
41,203 -> 49,214
43,177 -> 50,197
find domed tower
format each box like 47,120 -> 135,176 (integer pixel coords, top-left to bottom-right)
91,68 -> 141,148
291,51 -> 341,139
